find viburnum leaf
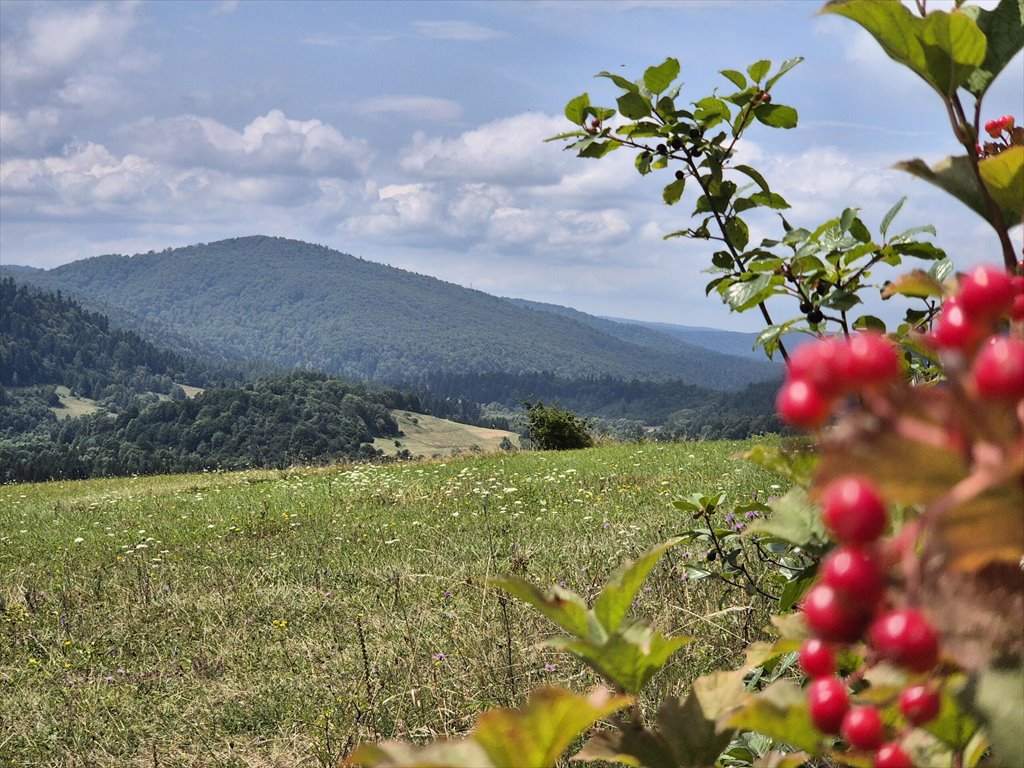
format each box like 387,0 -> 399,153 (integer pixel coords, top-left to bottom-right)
593,537 -> 682,633
656,689 -> 735,767
572,725 -> 677,768
965,664 -> 1024,768
346,738 -> 494,767
489,577 -> 604,642
881,269 -> 946,299
962,0 -> 1024,98
720,680 -> 824,754
979,145 -> 1024,227
474,686 -> 632,768
745,487 -> 828,548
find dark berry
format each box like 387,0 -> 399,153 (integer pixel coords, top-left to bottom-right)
799,638 -> 836,678
799,300 -> 813,314
669,136 -> 683,150
822,475 -> 887,544
869,609 -> 939,673
807,676 -> 849,734
807,308 -> 824,324
816,281 -> 830,296
674,169 -> 685,180
841,705 -> 885,750
899,685 -> 941,726
656,143 -> 668,155
688,127 -> 701,139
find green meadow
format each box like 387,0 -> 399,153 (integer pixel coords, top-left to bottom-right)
1,441 -> 787,767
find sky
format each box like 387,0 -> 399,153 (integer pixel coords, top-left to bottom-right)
1,0 -> 1021,331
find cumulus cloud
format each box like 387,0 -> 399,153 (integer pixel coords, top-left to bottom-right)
355,96 -> 463,123
120,110 -> 374,177
400,112 -> 570,184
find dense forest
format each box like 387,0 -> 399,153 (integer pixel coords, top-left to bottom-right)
3,236 -> 777,387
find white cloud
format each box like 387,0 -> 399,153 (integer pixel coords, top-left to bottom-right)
412,20 -> 504,41
400,112 -> 570,184
209,0 -> 240,16
355,96 -> 463,123
121,110 -> 374,177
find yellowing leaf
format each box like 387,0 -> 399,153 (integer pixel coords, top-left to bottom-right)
979,146 -> 1024,228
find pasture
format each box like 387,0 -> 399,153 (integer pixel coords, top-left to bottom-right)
1,440 -> 786,766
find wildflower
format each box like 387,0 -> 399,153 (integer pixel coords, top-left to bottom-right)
543,663 -> 557,672
745,510 -> 760,519
433,652 -> 446,663
73,537 -> 85,544
443,590 -> 452,600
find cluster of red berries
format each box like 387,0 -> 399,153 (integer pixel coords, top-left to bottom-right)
928,264 -> 1024,403
800,475 -> 942,767
775,331 -> 901,430
984,114 -> 1015,138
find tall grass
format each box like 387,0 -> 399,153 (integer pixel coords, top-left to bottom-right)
1,440 -> 786,766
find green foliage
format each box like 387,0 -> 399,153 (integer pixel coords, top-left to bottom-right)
523,401 -> 595,451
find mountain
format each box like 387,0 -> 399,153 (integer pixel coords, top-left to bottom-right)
2,236 -> 776,389
600,316 -> 768,361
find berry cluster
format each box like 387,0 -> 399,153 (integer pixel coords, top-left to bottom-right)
776,331 -> 901,430
978,114 -> 1018,157
800,475 -> 943,767
928,264 -> 1024,403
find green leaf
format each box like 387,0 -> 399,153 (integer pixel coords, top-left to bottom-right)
578,140 -> 621,159
822,0 -> 987,97
565,93 -> 591,126
735,164 -> 771,193
572,728 -> 676,768
750,191 -> 790,210
721,680 -> 825,754
721,69 -> 748,89
745,487 -> 828,548
852,314 -> 887,332
635,151 -> 653,176
962,0 -> 1024,98
490,577 -> 604,643
723,273 -> 782,312
617,91 -> 652,120
881,269 -> 946,299
747,59 -> 771,83
550,624 -> 691,694
474,687 -> 632,768
662,177 -> 685,205
979,145 -> 1024,227
753,104 -> 798,129
967,664 -> 1024,768
879,196 -> 906,239
596,71 -> 640,93
778,570 -> 818,612
593,538 -> 682,634
724,217 -> 749,251
644,58 -> 680,94
753,320 -> 799,360
764,56 -> 805,90
694,96 -> 731,126
657,690 -> 735,767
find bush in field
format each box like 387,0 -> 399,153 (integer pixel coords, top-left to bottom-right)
524,400 -> 594,451
350,1 -> 1022,766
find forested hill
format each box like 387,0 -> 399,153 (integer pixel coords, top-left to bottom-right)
3,236 -> 776,389
0,280 -> 482,482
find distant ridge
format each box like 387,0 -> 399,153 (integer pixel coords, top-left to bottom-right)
2,236 -> 778,389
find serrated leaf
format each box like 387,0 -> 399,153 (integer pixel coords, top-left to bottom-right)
747,59 -> 771,83
979,145 -> 1024,227
657,689 -> 735,767
879,196 -> 906,239
578,139 -> 621,159
721,680 -> 824,754
745,487 -> 828,548
474,686 -> 632,768
550,624 -> 691,694
593,537 -> 682,634
596,71 -> 640,93
617,91 -> 652,120
644,58 -> 680,94
490,577 -> 604,642
753,104 -> 797,129
822,0 -> 987,97
347,739 -> 493,768
765,56 -> 805,90
881,269 -> 945,299
724,217 -> 749,251
753,320 -> 799,360
721,69 -> 747,89
723,273 -> 782,312
962,0 -> 1024,98
565,93 -> 591,126
895,154 -> 1021,229
742,442 -> 817,486
572,728 -> 675,768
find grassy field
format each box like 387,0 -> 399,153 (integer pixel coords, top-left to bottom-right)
373,411 -> 520,459
0,440 -> 787,767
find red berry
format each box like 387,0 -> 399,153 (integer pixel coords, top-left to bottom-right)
1011,293 -> 1024,322
899,684 -> 941,726
875,742 -> 915,768
958,265 -> 1014,320
869,609 -> 939,673
822,475 -> 887,544
841,705 -> 885,750
930,298 -> 986,352
985,119 -> 1002,138
776,377 -> 832,430
972,337 -> 1024,401
841,332 -> 901,387
807,676 -> 849,734
1000,114 -> 1016,131
788,338 -> 849,398
799,638 -> 837,678
803,583 -> 871,643
821,546 -> 885,607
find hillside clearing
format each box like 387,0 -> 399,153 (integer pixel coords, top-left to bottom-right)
374,410 -> 520,458
49,385 -> 103,420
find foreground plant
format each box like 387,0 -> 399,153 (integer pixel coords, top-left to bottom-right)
348,0 -> 1022,765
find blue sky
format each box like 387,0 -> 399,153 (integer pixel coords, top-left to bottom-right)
1,0 -> 1020,330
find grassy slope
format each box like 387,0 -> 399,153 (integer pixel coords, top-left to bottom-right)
0,441 -> 785,766
373,411 -> 521,458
